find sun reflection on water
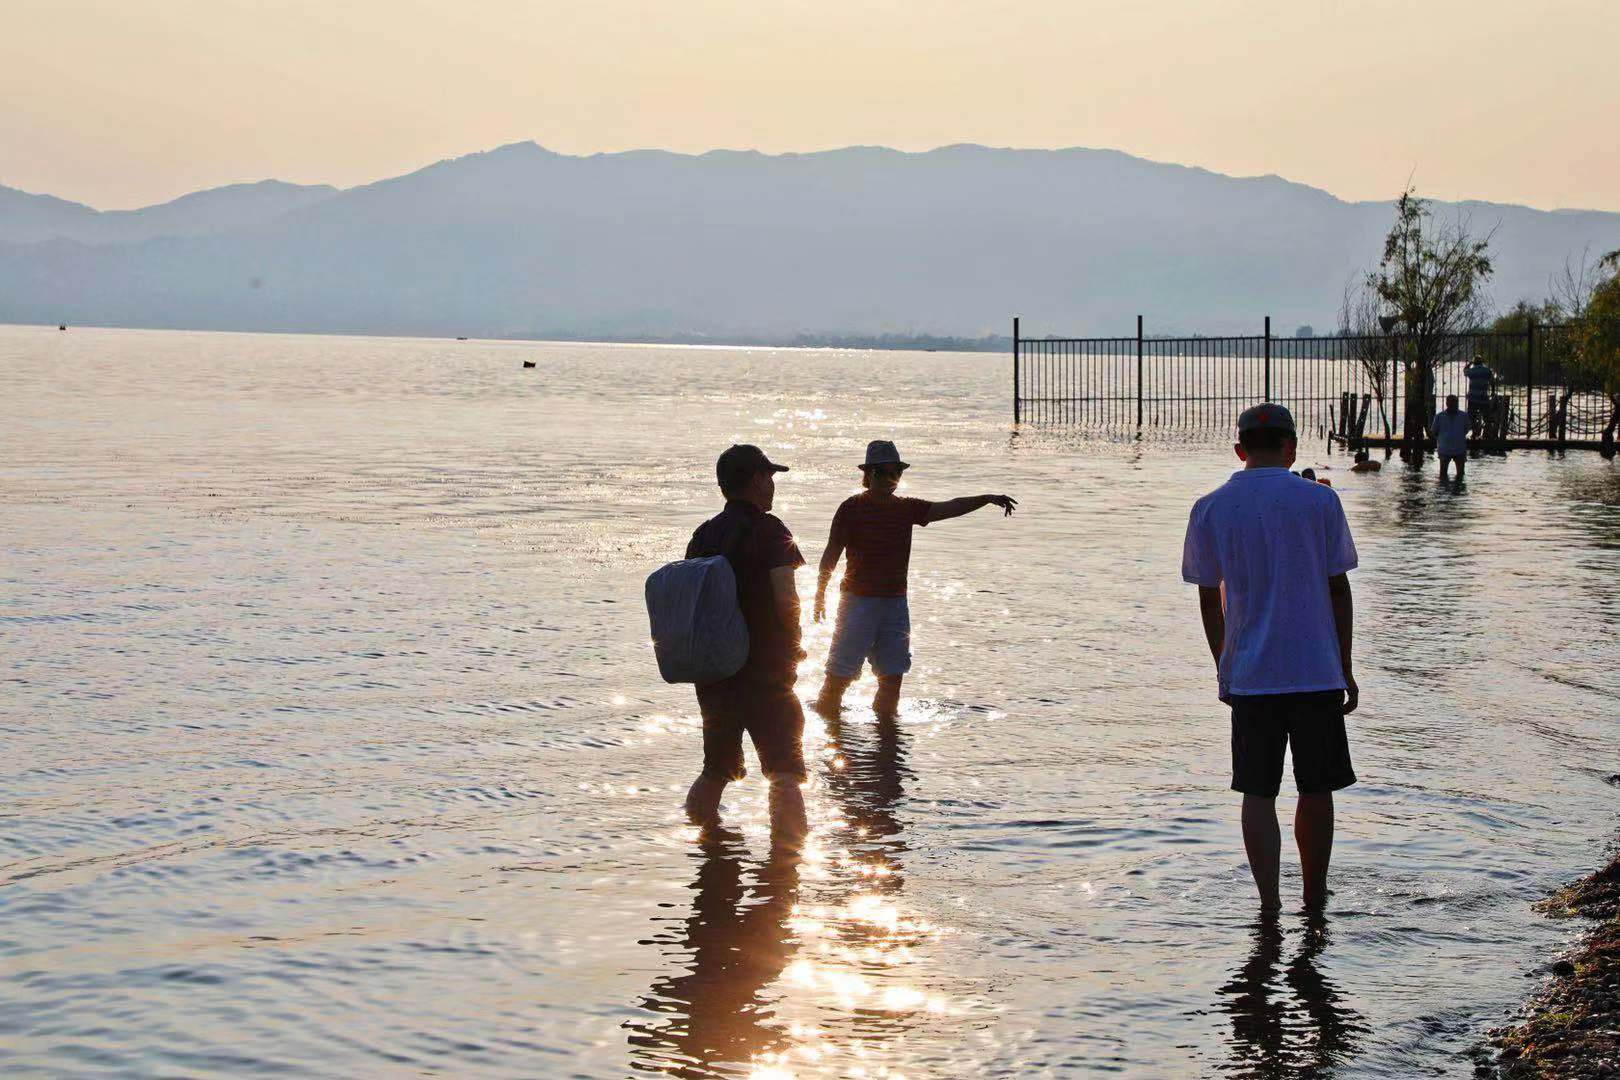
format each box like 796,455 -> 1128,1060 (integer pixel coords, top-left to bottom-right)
627,691 -> 971,1078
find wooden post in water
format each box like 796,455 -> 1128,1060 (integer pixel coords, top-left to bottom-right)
1525,319 -> 1535,437
1012,317 -> 1021,424
1263,316 -> 1272,402
1136,314 -> 1144,428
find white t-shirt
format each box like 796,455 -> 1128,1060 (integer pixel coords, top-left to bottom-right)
1181,467 -> 1358,698
1432,409 -> 1470,457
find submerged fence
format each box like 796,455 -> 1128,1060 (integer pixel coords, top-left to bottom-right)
1012,316 -> 1607,440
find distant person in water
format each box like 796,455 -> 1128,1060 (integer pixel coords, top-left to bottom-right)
1350,450 -> 1381,473
1464,355 -> 1494,437
813,441 -> 1017,720
683,445 -> 809,842
1433,394 -> 1470,483
1182,404 -> 1359,913
1296,467 -> 1330,487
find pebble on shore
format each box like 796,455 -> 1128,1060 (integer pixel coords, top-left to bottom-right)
1487,854 -> 1620,1078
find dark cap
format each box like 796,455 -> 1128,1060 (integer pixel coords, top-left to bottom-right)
716,444 -> 789,490
1236,402 -> 1297,435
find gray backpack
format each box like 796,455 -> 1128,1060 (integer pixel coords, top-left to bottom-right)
644,555 -> 749,685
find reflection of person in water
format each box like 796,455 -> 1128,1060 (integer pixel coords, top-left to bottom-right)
1216,915 -> 1366,1077
822,712 -> 913,884
627,830 -> 801,1078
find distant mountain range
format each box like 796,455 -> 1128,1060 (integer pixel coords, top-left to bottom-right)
3,143 -> 1617,339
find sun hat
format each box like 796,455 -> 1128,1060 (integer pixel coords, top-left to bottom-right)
859,440 -> 909,471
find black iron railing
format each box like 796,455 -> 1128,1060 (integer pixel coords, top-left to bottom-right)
1011,316 -> 1599,439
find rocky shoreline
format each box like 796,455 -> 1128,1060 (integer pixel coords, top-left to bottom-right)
1485,850 -> 1620,1078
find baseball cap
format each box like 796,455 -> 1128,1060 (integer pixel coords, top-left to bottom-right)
1236,402 -> 1297,435
716,444 -> 789,489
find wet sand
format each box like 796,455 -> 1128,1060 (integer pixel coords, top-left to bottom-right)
1489,832 -> 1620,1077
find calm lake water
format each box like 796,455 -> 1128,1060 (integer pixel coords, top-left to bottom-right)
3,324 -> 1618,1079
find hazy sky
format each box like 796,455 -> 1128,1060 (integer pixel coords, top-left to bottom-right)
5,0 -> 1617,211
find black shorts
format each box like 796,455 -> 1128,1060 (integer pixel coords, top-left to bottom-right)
1229,691 -> 1356,798
695,676 -> 807,782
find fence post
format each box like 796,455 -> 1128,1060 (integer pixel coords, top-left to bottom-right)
1390,348 -> 1400,441
1012,316 -> 1021,424
1263,316 -> 1272,402
1136,314 -> 1144,428
1525,319 -> 1535,437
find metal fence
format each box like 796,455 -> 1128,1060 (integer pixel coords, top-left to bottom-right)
1011,316 -> 1605,440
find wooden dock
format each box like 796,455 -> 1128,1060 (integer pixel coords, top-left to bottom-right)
1330,434 -> 1611,453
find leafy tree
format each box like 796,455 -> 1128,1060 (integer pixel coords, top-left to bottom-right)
1568,251 -> 1620,454
1483,298 -> 1563,384
1357,188 -> 1495,451
1337,281 -> 1398,439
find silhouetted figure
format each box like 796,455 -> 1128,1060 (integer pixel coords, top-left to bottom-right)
1183,404 -> 1360,913
1464,355 -> 1493,438
813,440 -> 1016,720
683,445 -> 808,843
1216,914 -> 1367,1077
1349,450 -> 1381,473
627,829 -> 801,1077
1433,394 -> 1470,483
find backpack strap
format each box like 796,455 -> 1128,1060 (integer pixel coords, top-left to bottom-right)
720,511 -> 757,575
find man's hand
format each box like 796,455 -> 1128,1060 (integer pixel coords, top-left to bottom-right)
812,593 -> 826,624
988,494 -> 1017,516
1342,672 -> 1359,715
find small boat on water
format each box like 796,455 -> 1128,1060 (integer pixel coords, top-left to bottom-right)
456,336 -> 468,340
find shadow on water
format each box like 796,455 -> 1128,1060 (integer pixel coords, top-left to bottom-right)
1215,914 -> 1369,1078
628,710 -> 929,1077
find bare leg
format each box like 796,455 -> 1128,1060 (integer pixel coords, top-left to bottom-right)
815,675 -> 853,719
684,774 -> 726,826
1241,795 -> 1282,912
873,674 -> 902,720
766,773 -> 808,846
1296,792 -> 1335,910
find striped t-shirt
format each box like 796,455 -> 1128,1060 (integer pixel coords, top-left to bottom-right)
829,493 -> 933,597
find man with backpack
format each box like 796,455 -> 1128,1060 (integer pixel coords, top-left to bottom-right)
681,444 -> 808,841
1182,404 -> 1359,913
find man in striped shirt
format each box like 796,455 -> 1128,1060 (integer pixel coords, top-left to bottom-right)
812,440 -> 1017,719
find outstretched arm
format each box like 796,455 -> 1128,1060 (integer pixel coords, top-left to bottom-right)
813,536 -> 843,623
926,494 -> 1017,523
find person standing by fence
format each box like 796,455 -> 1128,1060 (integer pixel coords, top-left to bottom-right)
1182,404 -> 1360,913
1464,355 -> 1494,438
812,440 -> 1016,720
